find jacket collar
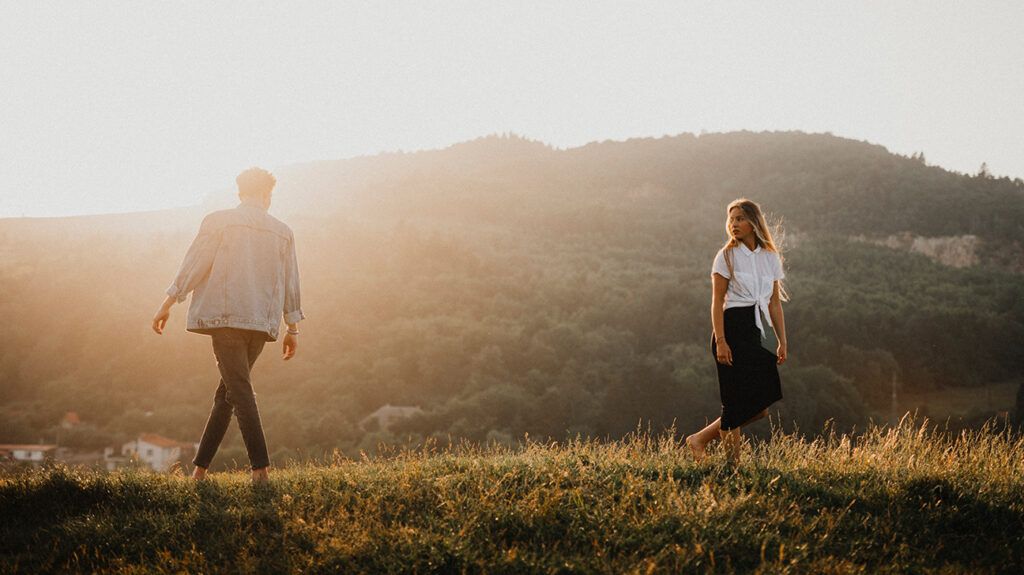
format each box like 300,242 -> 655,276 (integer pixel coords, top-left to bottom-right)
238,197 -> 268,211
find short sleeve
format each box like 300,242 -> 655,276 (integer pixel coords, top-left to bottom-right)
711,248 -> 730,279
772,252 -> 785,281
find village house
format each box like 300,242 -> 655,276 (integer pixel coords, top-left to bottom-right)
359,404 -> 424,431
0,444 -> 59,466
105,434 -> 198,472
60,411 -> 81,429
2,414 -> 198,472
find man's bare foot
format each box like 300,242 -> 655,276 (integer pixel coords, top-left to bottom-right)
685,434 -> 706,462
252,467 -> 270,484
191,466 -> 208,481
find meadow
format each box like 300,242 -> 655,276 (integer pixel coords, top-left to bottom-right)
2,414 -> 1022,574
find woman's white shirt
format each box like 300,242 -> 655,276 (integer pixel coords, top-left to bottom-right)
711,243 -> 785,338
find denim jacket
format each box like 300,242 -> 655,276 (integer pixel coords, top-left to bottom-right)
166,199 -> 305,341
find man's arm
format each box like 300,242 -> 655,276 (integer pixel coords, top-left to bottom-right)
152,294 -> 176,334
152,215 -> 220,335
281,232 -> 304,360
283,232 -> 304,325
282,322 -> 298,360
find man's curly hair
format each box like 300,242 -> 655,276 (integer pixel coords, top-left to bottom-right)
236,167 -> 277,198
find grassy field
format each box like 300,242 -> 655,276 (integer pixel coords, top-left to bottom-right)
2,415 -> 1022,574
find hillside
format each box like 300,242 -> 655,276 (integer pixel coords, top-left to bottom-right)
1,131 -> 1022,464
262,131 -> 1024,249
2,416 -> 1022,574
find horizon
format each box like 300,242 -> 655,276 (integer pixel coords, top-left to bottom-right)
0,128 -> 1004,221
2,2 -> 1021,219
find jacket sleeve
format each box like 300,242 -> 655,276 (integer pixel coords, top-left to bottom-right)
282,232 -> 305,324
165,215 -> 221,303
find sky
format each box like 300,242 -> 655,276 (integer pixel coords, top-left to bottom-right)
1,1 -> 1022,218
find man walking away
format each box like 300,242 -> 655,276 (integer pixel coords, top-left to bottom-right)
151,167 -> 305,483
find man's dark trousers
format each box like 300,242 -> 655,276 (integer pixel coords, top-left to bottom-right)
193,328 -> 271,470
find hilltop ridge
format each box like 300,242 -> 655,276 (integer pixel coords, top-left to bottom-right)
195,130 -> 1024,258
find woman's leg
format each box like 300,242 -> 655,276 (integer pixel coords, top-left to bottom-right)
689,409 -> 766,464
721,426 -> 741,464
742,409 -> 768,426
723,409 -> 768,465
686,417 -> 722,461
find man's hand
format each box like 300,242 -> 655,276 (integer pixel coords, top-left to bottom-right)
282,332 -> 297,360
152,296 -> 175,334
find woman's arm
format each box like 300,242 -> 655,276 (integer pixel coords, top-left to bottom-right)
712,273 -> 732,365
768,280 -> 788,364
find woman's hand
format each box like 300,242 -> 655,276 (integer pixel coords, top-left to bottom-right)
716,339 -> 733,366
776,342 -> 788,365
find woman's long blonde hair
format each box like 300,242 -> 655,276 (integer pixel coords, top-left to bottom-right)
721,198 -> 789,301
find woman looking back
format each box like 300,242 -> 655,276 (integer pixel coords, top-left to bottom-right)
686,198 -> 788,465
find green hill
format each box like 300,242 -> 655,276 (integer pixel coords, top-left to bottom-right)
0,131 -> 1022,462
263,131 -> 1024,247
2,416 -> 1022,574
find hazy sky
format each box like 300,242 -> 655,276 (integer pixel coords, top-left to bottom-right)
1,2 -> 1021,218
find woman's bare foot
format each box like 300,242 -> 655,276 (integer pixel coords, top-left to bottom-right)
685,434 -> 706,462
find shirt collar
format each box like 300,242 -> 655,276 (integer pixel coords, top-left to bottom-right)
738,242 -> 762,256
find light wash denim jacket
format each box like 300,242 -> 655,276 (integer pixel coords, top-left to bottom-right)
166,199 -> 305,341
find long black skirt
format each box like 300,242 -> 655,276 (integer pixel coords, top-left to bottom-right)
710,305 -> 783,430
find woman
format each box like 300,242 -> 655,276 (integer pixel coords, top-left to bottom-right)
686,198 -> 788,465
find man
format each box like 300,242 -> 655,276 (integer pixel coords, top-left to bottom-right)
151,167 -> 304,483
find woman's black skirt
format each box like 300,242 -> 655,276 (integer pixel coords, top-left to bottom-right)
710,305 -> 783,430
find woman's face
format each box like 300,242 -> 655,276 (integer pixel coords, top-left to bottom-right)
728,207 -> 755,242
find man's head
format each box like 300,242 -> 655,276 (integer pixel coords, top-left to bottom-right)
236,167 -> 276,209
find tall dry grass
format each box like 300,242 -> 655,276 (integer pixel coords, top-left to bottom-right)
2,413 -> 1022,574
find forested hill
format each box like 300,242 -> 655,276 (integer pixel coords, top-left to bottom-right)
257,131 -> 1024,254
1,131 -> 1022,464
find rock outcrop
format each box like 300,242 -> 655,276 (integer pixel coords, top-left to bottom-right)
853,233 -> 980,268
